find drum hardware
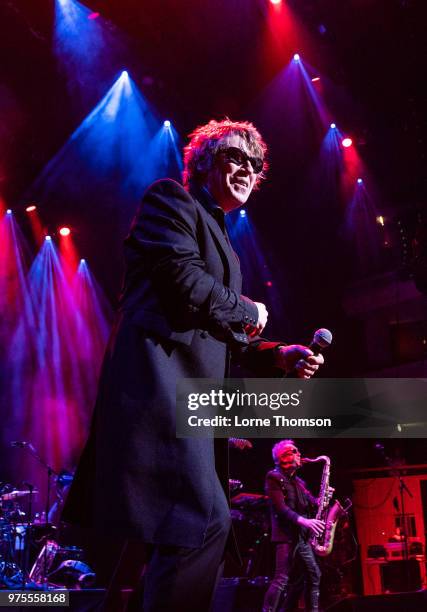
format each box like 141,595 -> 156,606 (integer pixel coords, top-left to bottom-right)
47,470 -> 74,525
48,559 -> 96,588
229,478 -> 243,493
0,488 -> 93,589
229,491 -> 270,578
0,499 -> 26,588
10,441 -> 59,588
1,463 -> 91,589
0,561 -> 24,589
231,492 -> 269,510
29,540 -> 60,584
29,541 -> 94,588
0,489 -> 39,502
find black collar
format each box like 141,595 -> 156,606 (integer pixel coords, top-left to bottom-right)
190,184 -> 226,231
275,467 -> 297,480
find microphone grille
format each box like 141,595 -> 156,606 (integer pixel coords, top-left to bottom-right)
313,328 -> 332,348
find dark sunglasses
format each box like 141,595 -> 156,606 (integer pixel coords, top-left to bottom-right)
219,147 -> 264,174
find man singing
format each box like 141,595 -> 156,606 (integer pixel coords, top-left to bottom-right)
263,440 -> 324,612
63,119 -> 324,611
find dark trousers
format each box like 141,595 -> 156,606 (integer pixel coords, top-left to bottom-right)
105,479 -> 231,612
263,539 -> 321,612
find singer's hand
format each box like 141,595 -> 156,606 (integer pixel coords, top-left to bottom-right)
275,345 -> 324,378
247,301 -> 268,336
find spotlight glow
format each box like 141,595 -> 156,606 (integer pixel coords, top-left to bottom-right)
270,0 -> 282,4
59,226 -> 71,236
80,258 -> 86,263
26,205 -> 37,212
376,216 -> 385,227
121,70 -> 129,79
163,120 -> 171,128
330,123 -> 336,129
6,209 -> 12,215
293,53 -> 300,62
357,178 -> 363,184
342,137 -> 353,148
240,209 -> 247,217
45,235 -> 52,241
311,77 -> 320,83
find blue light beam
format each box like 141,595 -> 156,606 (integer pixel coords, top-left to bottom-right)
28,72 -> 161,206
54,0 -> 125,103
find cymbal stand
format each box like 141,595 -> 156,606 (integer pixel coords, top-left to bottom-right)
16,443 -> 58,588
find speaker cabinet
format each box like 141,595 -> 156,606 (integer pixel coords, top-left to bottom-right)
380,559 -> 421,592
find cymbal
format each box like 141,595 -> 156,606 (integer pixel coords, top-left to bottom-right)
231,493 -> 268,508
0,490 -> 38,501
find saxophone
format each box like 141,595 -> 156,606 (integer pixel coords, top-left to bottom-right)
302,455 -> 349,556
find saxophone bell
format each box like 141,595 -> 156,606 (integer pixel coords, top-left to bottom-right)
304,455 -> 350,556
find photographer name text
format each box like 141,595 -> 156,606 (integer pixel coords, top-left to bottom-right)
187,415 -> 332,428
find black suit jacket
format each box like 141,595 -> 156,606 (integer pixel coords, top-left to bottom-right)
63,179 -> 281,548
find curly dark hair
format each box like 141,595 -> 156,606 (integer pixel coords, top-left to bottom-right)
183,118 -> 268,189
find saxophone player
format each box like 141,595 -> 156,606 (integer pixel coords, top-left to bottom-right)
262,440 -> 325,612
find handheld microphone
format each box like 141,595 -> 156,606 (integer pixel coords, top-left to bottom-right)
283,328 -> 332,378
309,328 -> 333,355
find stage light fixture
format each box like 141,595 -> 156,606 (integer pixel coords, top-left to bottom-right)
59,227 -> 71,236
121,70 -> 129,79
88,12 -> 100,20
342,137 -> 353,148
163,120 -> 171,128
376,216 -> 385,226
357,178 -> 363,184
270,0 -> 282,4
45,235 -> 52,241
240,209 -> 247,217
6,209 -> 12,215
311,77 -> 320,83
80,258 -> 86,264
293,53 -> 300,62
330,123 -> 336,129
26,205 -> 37,212
265,281 -> 273,287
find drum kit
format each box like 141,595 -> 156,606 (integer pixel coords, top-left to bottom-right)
229,479 -> 271,578
0,443 -> 95,591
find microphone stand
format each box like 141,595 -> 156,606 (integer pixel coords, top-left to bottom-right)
398,474 -> 413,563
22,483 -> 35,589
375,444 -> 413,590
16,443 -> 58,589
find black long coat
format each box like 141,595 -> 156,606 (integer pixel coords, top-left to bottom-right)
63,179 -> 279,548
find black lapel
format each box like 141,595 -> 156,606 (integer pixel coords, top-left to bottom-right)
194,199 -> 233,273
